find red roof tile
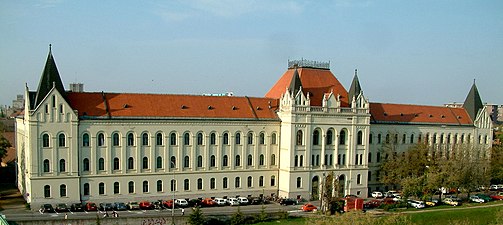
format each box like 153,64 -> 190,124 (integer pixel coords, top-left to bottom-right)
265,68 -> 349,107
370,103 -> 473,125
66,92 -> 279,120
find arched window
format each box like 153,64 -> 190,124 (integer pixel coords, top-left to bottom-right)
60,184 -> 67,197
99,182 -> 105,195
83,158 -> 90,171
294,155 -> 298,167
368,152 -> 372,163
368,133 -> 373,144
235,177 -> 241,188
114,182 -> 119,194
184,156 -> 190,168
44,185 -> 51,198
84,183 -> 90,195
235,132 -> 241,144
313,130 -> 320,145
210,155 -> 216,167
223,155 -> 228,167
235,155 -> 241,166
259,154 -> 264,166
184,133 -> 190,145
113,133 -> 120,146
271,175 -> 276,186
210,133 -> 216,145
329,154 -> 333,165
357,174 -> 361,184
184,179 -> 189,191
113,157 -> 120,170
339,130 -> 346,145
296,130 -> 303,145
156,133 -> 163,145
197,178 -> 203,190
58,133 -> 65,147
98,133 -> 105,146
299,155 -> 303,167
223,177 -> 228,189
210,178 -> 216,189
83,133 -> 90,147
357,131 -> 363,145
247,132 -> 253,144
223,133 -> 229,145
377,134 -> 381,144
142,157 -> 148,169
259,176 -> 264,187
271,133 -> 277,145
316,154 -> 320,166
271,154 -> 276,166
59,159 -> 66,172
385,134 -> 390,144
156,156 -> 162,169
157,180 -> 163,192
171,179 -> 177,192
247,176 -> 253,187
143,181 -> 149,193
410,134 -> 414,144
259,133 -> 265,144
42,134 -> 50,147
197,133 -> 203,145
98,158 -> 105,170
44,159 -> 49,173
326,130 -> 333,145
247,154 -> 253,166
142,133 -> 149,146
128,157 -> 134,170
171,133 -> 177,145
170,156 -> 176,168
128,181 -> 134,193
296,177 -> 302,188
198,155 -> 203,167
127,133 -> 134,146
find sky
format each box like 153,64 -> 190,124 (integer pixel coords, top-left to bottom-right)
1,0 -> 502,108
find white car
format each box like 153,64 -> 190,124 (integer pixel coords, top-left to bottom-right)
371,191 -> 383,198
469,196 -> 485,203
174,199 -> 188,208
213,198 -> 227,206
407,200 -> 425,209
237,197 -> 249,205
227,198 -> 240,206
393,195 -> 402,202
385,191 -> 399,198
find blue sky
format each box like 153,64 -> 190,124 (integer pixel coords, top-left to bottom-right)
1,0 -> 502,107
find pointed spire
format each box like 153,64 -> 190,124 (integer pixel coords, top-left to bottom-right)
289,68 -> 302,96
348,69 -> 362,102
33,45 -> 66,108
463,80 -> 483,121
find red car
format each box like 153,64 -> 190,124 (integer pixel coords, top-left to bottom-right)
201,198 -> 216,207
490,192 -> 503,200
139,201 -> 154,210
85,202 -> 98,211
163,199 -> 174,209
364,199 -> 382,209
301,203 -> 318,212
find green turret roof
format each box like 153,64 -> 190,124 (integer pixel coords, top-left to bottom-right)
462,81 -> 483,121
33,45 -> 65,109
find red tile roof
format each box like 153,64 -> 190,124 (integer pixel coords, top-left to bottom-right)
66,92 -> 279,120
370,103 -> 473,125
265,68 -> 349,107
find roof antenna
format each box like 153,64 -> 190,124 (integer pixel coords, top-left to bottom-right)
49,44 -> 52,53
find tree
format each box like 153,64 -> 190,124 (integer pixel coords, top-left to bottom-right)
230,206 -> 244,225
0,133 -> 12,161
188,206 -> 206,225
490,144 -> 503,184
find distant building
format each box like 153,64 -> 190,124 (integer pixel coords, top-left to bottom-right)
12,94 -> 24,110
69,83 -> 84,93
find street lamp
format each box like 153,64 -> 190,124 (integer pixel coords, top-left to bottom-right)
321,172 -> 326,214
170,160 -> 176,225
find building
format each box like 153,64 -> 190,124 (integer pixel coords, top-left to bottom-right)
16,49 -> 492,209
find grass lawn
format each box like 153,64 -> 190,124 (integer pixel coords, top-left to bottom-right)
253,217 -> 307,225
408,206 -> 502,225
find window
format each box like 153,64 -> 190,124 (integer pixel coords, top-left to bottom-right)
329,154 -> 333,165
113,157 -> 120,170
377,152 -> 381,163
128,157 -> 134,170
142,157 -> 148,169
299,155 -> 303,167
52,95 -> 55,107
313,130 -> 320,145
59,104 -> 63,114
235,155 -> 241,166
198,156 -> 203,167
259,133 -> 265,145
57,134 -> 65,147
83,133 -> 89,147
247,176 -> 253,187
247,154 -> 253,166
337,154 -> 341,165
127,133 -> 134,146
296,177 -> 302,188
210,178 -> 216,189
295,155 -> 298,167
197,133 -> 203,145
369,133 -> 373,144
114,182 -> 119,194
326,130 -> 333,145
235,177 -> 241,188
355,154 -> 359,165
184,179 -> 189,191
410,134 -> 414,144
271,154 -> 276,166
259,176 -> 264,187
156,133 -> 163,145
157,180 -> 163,192
171,133 -> 177,145
235,133 -> 241,144
142,133 -> 149,146
223,133 -> 229,145
170,156 -> 176,168
197,178 -> 203,190
42,134 -> 50,147
128,181 -> 134,193
59,159 -> 66,172
377,134 -> 381,144
271,175 -> 276,186
259,154 -> 264,166
184,133 -> 190,145
210,155 -> 215,167
143,181 -> 149,193
83,183 -> 90,195
357,131 -> 363,145
402,134 -> 406,144
184,156 -> 190,168
223,155 -> 228,166
247,132 -> 253,144
99,182 -> 105,195
98,133 -> 105,146
342,154 -> 346,165
113,133 -> 120,146
99,158 -> 105,171
210,133 -> 216,145
44,159 -> 52,173
316,154 -> 320,166
368,171 -> 372,182
359,154 -> 363,165
83,158 -> 90,171
296,130 -> 303,145
271,133 -> 277,144
223,177 -> 228,189
157,156 -> 162,169
60,184 -> 67,197
368,152 -> 372,163
339,130 -> 346,145
357,174 -> 361,184
44,185 -> 51,198
45,104 -> 48,113
394,134 -> 398,144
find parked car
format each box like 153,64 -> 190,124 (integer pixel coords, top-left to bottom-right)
99,202 -> 114,211
175,199 -> 189,208
201,198 -> 216,207
85,202 -> 98,211
469,196 -> 485,203
188,198 -> 202,207
70,203 -> 84,212
213,198 -> 227,206
344,194 -> 358,198
55,203 -> 69,212
139,201 -> 154,210
237,197 -> 249,205
163,200 -> 175,208
490,192 -> 503,200
443,198 -> 460,206
40,204 -> 55,213
490,184 -> 499,191
371,191 -> 383,198
385,191 -> 399,198
127,201 -> 140,210
279,198 -> 297,205
301,203 -> 317,212
364,199 -> 382,209
392,195 -> 402,202
249,197 -> 264,205
407,200 -> 425,209
227,198 -> 240,206
113,202 -> 127,211
425,199 -> 439,207
474,194 -> 492,202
